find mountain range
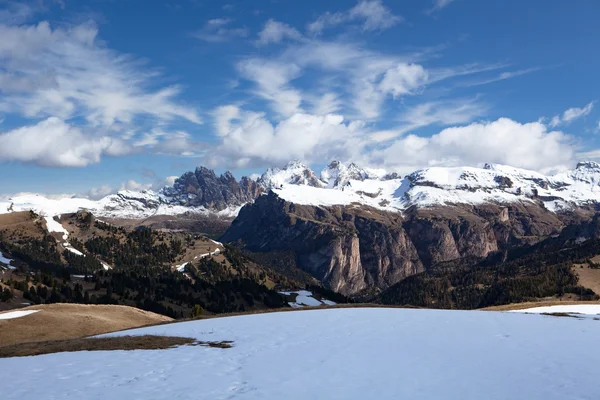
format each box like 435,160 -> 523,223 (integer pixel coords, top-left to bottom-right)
3,160 -> 600,296
4,160 -> 600,219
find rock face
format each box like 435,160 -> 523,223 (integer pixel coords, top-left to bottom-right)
161,167 -> 262,211
221,192 -> 424,295
222,192 -> 588,296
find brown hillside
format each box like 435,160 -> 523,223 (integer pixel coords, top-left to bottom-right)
0,303 -> 172,347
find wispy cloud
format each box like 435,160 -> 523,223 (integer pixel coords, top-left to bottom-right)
237,58 -> 303,117
256,19 -> 303,46
192,18 -> 248,43
370,97 -> 489,142
425,0 -> 457,15
0,20 -> 201,167
549,101 -> 595,127
459,67 -> 540,87
307,0 -> 403,35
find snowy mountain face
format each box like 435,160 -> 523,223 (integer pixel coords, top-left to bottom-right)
258,160 -> 326,189
3,160 -> 600,222
266,160 -> 600,213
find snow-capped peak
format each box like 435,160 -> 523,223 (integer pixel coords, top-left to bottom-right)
258,160 -> 325,189
576,161 -> 600,170
320,161 -> 374,189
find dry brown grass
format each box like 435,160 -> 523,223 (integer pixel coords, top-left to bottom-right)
0,335 -> 197,358
0,211 -> 45,241
572,263 -> 600,295
0,303 -> 172,346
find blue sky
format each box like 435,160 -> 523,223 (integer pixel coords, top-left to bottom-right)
1,0 -> 600,197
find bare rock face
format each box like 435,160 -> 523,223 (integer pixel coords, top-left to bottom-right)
222,192 -> 586,296
222,192 -> 424,295
161,167 -> 262,211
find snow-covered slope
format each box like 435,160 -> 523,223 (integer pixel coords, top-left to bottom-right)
258,160 -> 326,189
0,191 -> 241,220
511,304 -> 600,317
270,160 -> 600,213
4,161 -> 600,221
2,308 -> 599,399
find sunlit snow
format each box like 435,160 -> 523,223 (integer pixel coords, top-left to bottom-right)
1,308 -> 599,399
510,304 -> 600,316
0,310 -> 39,320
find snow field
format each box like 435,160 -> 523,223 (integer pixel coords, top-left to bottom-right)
2,308 -> 598,399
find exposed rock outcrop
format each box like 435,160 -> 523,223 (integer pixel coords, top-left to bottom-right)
161,167 -> 262,211
222,192 -> 588,296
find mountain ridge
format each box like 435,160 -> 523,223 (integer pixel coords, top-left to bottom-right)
3,160 -> 600,221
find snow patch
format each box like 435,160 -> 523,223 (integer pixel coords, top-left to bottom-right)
44,216 -> 69,241
0,309 -> 39,320
279,290 -> 337,308
510,305 -> 600,316
0,252 -> 13,267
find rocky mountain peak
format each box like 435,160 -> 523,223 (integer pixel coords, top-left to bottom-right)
320,160 -> 371,188
576,161 -> 600,170
258,160 -> 325,189
160,166 -> 261,211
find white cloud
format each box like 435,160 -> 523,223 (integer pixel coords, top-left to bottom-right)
192,18 -> 248,42
373,118 -> 574,174
206,108 -> 365,168
84,175 -> 179,200
0,1 -> 35,25
0,117 -> 126,167
237,58 -> 303,116
0,20 -> 201,167
120,180 -> 153,192
310,93 -> 343,115
0,22 -> 201,127
256,19 -> 302,45
426,0 -> 456,14
549,101 -> 594,127
134,128 -> 204,156
307,0 -> 402,35
378,63 -> 429,98
460,67 -> 539,87
276,41 -> 497,119
207,103 -> 573,176
370,98 -> 488,142
85,184 -> 114,200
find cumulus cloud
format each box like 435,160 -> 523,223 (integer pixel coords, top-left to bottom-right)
373,118 -> 575,174
207,102 -> 575,175
0,117 -> 127,167
307,0 -> 402,35
207,106 -> 365,168
549,101 -> 594,127
256,19 -> 302,45
192,18 -> 248,42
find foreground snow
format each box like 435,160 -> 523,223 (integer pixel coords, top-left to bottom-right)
2,308 -> 600,399
0,310 -> 39,320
